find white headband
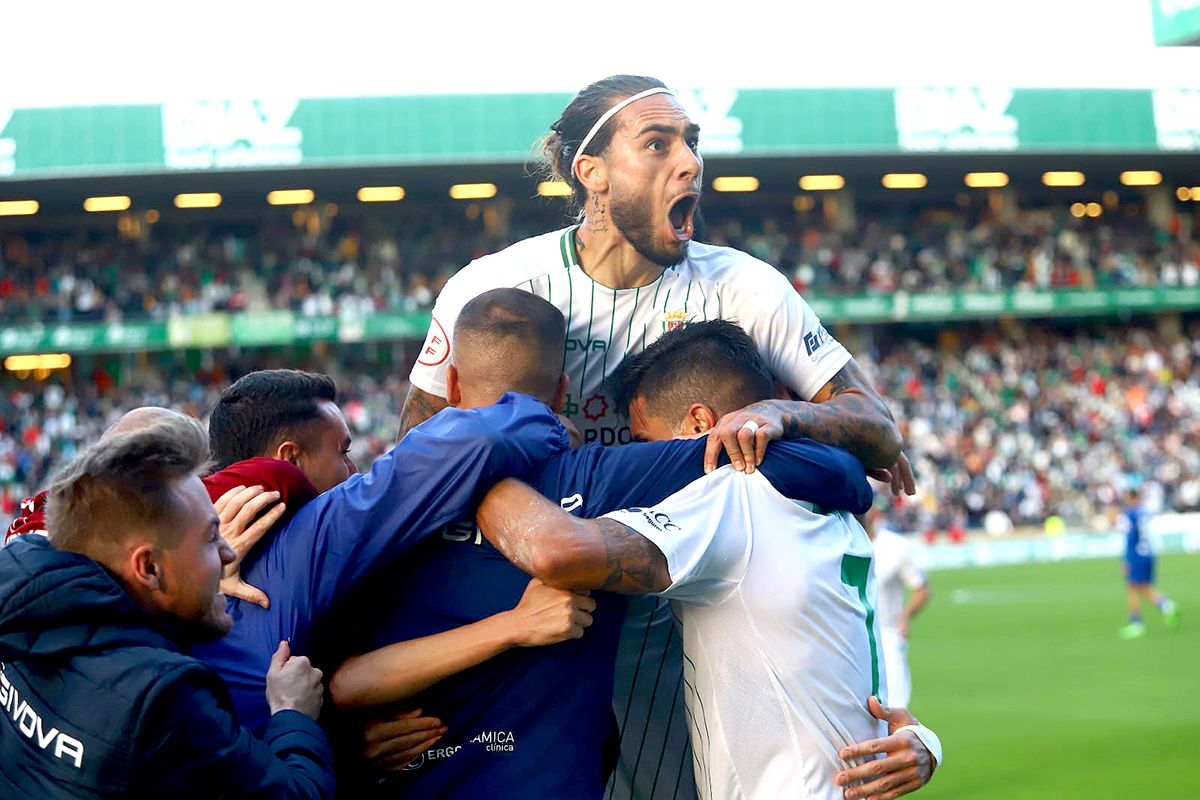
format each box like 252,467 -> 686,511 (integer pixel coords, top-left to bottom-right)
571,87 -> 675,178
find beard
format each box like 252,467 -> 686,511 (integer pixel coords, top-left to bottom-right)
186,598 -> 235,641
609,185 -> 688,269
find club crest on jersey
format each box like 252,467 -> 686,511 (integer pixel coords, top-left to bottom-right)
662,309 -> 689,332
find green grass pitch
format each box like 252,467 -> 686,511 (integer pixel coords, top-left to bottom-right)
906,553 -> 1200,800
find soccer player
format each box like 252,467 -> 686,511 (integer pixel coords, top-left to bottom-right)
329,291 -> 890,799
476,320 -> 941,800
1117,487 -> 1180,639
399,73 -> 916,800
864,505 -> 931,708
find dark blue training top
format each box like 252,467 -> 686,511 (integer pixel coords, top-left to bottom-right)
191,393 -> 569,736
350,437 -> 872,799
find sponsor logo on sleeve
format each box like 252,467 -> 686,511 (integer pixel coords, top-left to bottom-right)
417,317 -> 450,367
560,494 -> 584,514
626,509 -> 681,533
804,325 -> 831,356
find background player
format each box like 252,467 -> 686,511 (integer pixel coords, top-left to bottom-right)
863,505 -> 931,708
1117,487 -> 1180,639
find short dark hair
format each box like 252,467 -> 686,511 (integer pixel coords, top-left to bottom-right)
607,320 -> 774,424
208,370 -> 337,470
47,413 -> 209,554
454,288 -> 566,403
539,74 -> 668,214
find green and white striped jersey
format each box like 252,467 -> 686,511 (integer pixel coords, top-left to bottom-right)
409,226 -> 851,445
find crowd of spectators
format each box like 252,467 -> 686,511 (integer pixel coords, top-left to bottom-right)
2,204 -> 1197,324
859,320 -> 1200,536
3,320 -> 1197,537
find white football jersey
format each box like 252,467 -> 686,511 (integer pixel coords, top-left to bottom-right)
409,226 -> 851,444
872,528 -> 927,634
604,468 -> 888,800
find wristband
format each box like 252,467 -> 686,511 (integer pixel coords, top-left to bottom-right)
895,724 -> 942,772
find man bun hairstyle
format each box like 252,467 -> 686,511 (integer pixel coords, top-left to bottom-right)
607,320 -> 775,424
208,369 -> 337,470
539,74 -> 668,214
47,412 -> 209,554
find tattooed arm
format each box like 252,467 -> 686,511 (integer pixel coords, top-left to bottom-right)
476,478 -> 670,594
396,385 -> 450,442
703,358 -> 911,492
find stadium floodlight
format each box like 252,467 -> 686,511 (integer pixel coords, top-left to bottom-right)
964,172 -> 1009,188
537,181 -> 572,197
798,175 -> 845,191
4,354 -> 72,372
1119,171 -> 1162,187
712,177 -> 759,193
174,192 -> 222,209
0,199 -> 39,216
449,183 -> 498,200
1042,171 -> 1085,187
1085,202 -> 1102,218
357,186 -> 406,203
1070,202 -> 1086,218
882,173 -> 927,190
1177,187 -> 1192,201
83,195 -> 132,212
267,189 -> 315,205
1192,187 -> 1200,201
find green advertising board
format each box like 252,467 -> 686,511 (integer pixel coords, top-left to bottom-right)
4,87 -> 1200,180
1152,0 -> 1200,45
2,288 -> 1198,358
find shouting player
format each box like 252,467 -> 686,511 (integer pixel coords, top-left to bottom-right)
401,73 -> 916,800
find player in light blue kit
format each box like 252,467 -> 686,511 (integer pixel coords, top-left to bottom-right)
1117,487 -> 1179,639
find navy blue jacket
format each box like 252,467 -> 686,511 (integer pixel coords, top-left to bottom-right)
192,392 -> 569,735
0,536 -> 334,799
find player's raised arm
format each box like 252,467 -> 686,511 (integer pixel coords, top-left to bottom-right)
704,358 -> 906,481
281,393 -> 568,616
476,478 -> 670,594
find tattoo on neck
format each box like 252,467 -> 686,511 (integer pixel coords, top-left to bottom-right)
587,195 -> 608,233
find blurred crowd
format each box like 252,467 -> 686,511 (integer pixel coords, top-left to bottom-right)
861,320 -> 1200,536
704,208 -> 1200,296
2,205 -> 1197,324
4,319 -> 1197,536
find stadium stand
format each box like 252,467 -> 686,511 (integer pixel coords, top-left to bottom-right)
3,207 -> 1197,323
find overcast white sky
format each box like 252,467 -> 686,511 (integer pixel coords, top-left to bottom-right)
4,0 -> 1199,106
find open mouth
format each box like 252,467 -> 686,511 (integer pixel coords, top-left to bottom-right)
667,194 -> 698,242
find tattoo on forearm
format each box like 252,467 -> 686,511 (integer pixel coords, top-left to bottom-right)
597,519 -> 668,594
397,387 -> 448,441
769,361 -> 900,469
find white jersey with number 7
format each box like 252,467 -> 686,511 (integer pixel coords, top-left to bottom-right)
604,467 -> 888,800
